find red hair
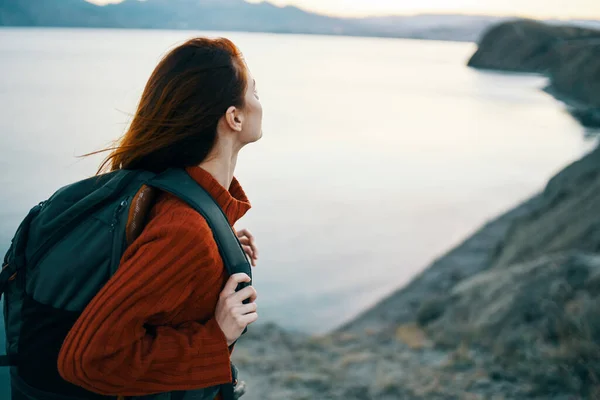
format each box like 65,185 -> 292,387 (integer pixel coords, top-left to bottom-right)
95,37 -> 248,174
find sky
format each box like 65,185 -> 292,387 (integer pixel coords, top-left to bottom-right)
87,0 -> 599,19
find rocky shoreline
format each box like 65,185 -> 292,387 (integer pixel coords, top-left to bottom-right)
233,20 -> 600,399
467,19 -> 600,129
234,147 -> 600,400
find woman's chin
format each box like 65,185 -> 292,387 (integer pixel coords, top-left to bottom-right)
250,130 -> 263,143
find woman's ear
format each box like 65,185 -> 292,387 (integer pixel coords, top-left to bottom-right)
225,106 -> 244,132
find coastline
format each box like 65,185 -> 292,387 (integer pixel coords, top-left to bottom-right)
542,85 -> 600,130
467,19 -> 600,129
234,142 -> 600,399
232,22 -> 600,395
0,25 -> 475,43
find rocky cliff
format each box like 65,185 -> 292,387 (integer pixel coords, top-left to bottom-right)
234,145 -> 600,399
468,20 -> 600,128
230,29 -> 600,393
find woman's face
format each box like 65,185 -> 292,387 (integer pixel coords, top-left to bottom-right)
239,70 -> 263,144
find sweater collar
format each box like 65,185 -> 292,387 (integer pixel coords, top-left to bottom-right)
185,166 -> 251,226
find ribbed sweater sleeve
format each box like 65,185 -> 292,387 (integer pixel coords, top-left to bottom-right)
57,206 -> 232,396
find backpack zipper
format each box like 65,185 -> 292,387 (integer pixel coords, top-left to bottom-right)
109,198 -> 130,273
110,199 -> 129,232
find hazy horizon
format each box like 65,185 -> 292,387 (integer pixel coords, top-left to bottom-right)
86,0 -> 600,19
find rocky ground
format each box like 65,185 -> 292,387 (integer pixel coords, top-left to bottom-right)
232,145 -> 600,399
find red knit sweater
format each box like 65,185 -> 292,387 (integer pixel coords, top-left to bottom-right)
57,166 -> 251,397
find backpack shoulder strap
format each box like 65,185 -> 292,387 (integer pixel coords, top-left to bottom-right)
147,168 -> 252,285
129,170 -> 249,398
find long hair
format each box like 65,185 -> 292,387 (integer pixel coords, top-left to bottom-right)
95,37 -> 248,174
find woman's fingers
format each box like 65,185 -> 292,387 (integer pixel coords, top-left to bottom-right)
237,229 -> 254,241
239,240 -> 258,264
250,241 -> 258,259
238,230 -> 259,260
242,245 -> 256,266
236,302 -> 257,315
242,244 -> 253,258
240,312 -> 259,326
221,273 -> 251,297
231,285 -> 258,304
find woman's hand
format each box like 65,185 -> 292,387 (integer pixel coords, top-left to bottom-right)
215,273 -> 258,346
236,229 -> 258,266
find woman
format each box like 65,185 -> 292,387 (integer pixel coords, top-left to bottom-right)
57,37 -> 262,398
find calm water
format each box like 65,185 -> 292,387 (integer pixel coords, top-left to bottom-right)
0,28 -> 594,339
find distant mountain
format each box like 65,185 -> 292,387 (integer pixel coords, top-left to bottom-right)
0,0 -> 542,42
1,0 -> 598,42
